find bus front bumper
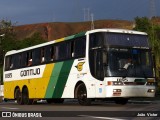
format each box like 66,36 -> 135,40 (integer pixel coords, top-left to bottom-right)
105,86 -> 155,98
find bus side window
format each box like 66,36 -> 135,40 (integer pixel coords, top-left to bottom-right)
54,45 -> 59,60
18,54 -> 22,68
27,51 -> 32,66
41,48 -> 45,63
21,52 -> 27,67
44,46 -> 52,62
74,37 -> 86,58
33,48 -> 41,65
70,41 -> 75,58
50,46 -> 55,61
9,56 -> 13,69
5,56 -> 11,70
13,54 -> 19,69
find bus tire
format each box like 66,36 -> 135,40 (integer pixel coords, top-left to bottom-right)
15,88 -> 23,105
75,83 -> 91,106
115,98 -> 128,105
22,88 -> 33,105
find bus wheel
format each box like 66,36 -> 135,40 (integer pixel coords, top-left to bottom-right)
115,98 -> 128,105
76,83 -> 91,106
15,88 -> 23,105
22,88 -> 33,105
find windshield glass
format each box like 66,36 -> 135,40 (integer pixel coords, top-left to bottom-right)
106,48 -> 154,78
104,33 -> 149,48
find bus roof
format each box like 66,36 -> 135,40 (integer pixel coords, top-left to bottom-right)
86,28 -> 147,35
5,28 -> 147,56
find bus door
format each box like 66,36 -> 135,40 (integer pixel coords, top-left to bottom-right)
90,49 -> 106,97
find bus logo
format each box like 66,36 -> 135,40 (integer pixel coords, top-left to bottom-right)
75,62 -> 85,71
117,78 -> 128,82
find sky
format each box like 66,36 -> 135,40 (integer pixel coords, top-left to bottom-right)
0,0 -> 159,25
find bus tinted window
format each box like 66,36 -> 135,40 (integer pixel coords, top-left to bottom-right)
5,56 -> 11,70
33,49 -> 41,65
74,37 -> 86,58
89,33 -> 103,49
27,51 -> 32,66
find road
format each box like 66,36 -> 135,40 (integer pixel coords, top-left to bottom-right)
0,99 -> 160,120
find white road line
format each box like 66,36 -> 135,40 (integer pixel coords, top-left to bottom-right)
79,115 -> 126,120
1,107 -> 19,110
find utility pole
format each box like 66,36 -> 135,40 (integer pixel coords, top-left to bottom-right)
83,8 -> 86,21
91,13 -> 94,30
83,8 -> 90,21
87,8 -> 90,21
149,0 -> 156,19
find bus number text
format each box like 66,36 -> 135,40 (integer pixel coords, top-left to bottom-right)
5,73 -> 12,78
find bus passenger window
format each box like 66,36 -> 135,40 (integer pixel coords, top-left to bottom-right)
54,46 -> 59,60
41,48 -> 45,63
74,38 -> 86,58
27,52 -> 32,66
9,56 -> 13,69
5,57 -> 10,70
18,54 -> 22,68
50,46 -> 55,61
28,59 -> 32,66
70,41 -> 74,58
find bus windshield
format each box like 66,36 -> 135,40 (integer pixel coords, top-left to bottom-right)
106,48 -> 154,78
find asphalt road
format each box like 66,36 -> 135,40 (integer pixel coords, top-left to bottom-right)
0,99 -> 160,120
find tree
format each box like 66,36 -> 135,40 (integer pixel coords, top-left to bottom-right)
134,17 -> 151,33
17,32 -> 46,49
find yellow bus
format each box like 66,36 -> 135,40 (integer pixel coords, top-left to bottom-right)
3,29 -> 155,105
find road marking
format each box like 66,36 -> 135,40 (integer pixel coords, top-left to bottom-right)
1,107 -> 19,110
79,115 -> 126,120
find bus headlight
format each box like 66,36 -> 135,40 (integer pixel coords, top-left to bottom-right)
147,89 -> 155,93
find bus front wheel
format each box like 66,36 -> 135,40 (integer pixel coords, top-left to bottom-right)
76,83 -> 91,106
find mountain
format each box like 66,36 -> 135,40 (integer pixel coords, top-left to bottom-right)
14,20 -> 133,41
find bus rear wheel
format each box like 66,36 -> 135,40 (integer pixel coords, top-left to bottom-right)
76,83 -> 91,106
22,88 -> 33,105
15,88 -> 23,105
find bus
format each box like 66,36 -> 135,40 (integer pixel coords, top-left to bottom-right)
3,29 -> 155,105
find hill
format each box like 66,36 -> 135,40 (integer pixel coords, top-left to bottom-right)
14,20 -> 134,41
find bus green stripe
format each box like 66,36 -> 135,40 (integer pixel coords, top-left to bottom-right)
52,60 -> 74,98
45,62 -> 63,98
45,60 -> 74,98
64,35 -> 75,40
